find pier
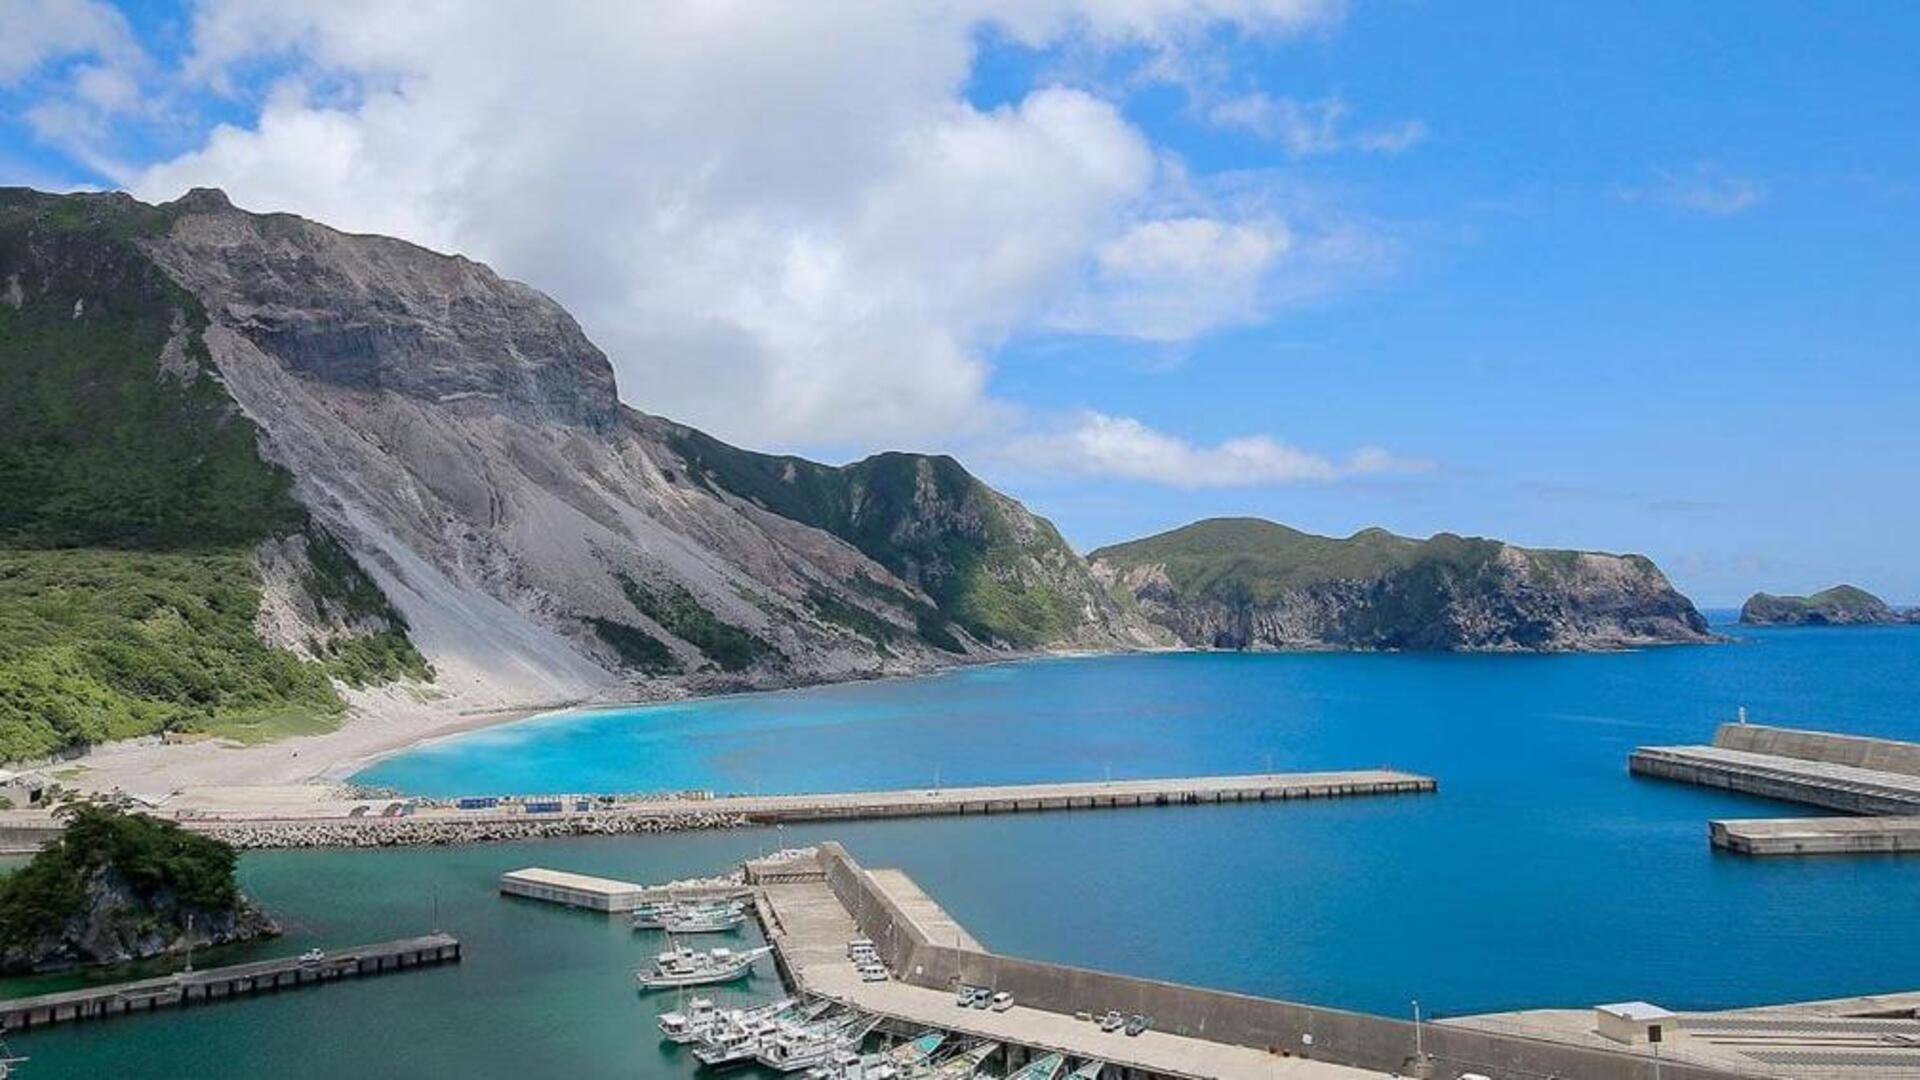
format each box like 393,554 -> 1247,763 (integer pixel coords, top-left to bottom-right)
1630,723 -> 1920,816
749,844 -> 1751,1080
79,769 -> 1438,850
1710,815 -> 1920,855
0,934 -> 460,1032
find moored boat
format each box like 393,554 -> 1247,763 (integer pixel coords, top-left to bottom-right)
635,943 -> 772,990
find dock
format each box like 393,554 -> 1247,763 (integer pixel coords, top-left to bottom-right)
1633,722 -> 1920,855
750,844 -> 1750,1080
1710,815 -> 1920,855
0,934 -> 460,1032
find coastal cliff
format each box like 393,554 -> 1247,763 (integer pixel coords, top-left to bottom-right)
1089,518 -> 1712,652
1740,585 -> 1917,626
0,187 -> 1154,759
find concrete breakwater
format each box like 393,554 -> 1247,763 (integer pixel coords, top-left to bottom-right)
8,769 -> 1434,851
187,810 -> 752,849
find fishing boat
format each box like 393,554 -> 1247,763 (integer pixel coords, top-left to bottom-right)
658,996 -> 720,1043
924,1041 -> 1000,1078
631,898 -> 746,930
757,1013 -> 881,1072
1005,1053 -> 1065,1080
635,943 -> 772,989
0,1039 -> 24,1080
886,1032 -> 947,1068
661,905 -> 748,933
694,1000 -> 835,1067
1063,1061 -> 1105,1080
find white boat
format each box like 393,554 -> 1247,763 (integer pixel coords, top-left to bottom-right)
1063,1061 -> 1105,1080
635,944 -> 772,989
692,1000 -> 832,1066
662,906 -> 748,933
887,1032 -> 946,1067
925,1041 -> 1000,1078
1006,1053 -> 1065,1080
757,1013 -> 881,1072
631,898 -> 745,930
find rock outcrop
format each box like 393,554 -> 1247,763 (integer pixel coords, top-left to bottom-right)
1740,585 -> 1917,626
0,806 -> 277,975
1090,518 -> 1712,652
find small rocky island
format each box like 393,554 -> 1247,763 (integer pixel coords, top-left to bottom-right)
0,805 -> 277,974
1090,517 -> 1713,652
1740,585 -> 1918,626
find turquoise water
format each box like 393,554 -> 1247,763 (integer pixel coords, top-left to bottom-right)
13,620 -> 1920,1077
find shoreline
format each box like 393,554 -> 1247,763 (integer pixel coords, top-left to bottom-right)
50,635 -> 1725,804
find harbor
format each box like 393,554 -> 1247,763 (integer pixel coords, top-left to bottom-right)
0,935 -> 460,1032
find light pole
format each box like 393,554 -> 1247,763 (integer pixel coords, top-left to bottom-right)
1413,999 -> 1424,1063
183,913 -> 194,974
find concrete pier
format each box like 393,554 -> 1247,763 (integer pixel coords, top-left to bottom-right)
0,934 -> 460,1032
1710,815 -> 1920,855
1631,724 -> 1920,815
754,844 -> 1751,1080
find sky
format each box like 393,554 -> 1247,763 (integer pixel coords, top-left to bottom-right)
3,0 -> 1916,607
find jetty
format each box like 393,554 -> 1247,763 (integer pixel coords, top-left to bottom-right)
1632,721 -> 1920,855
14,769 -> 1436,851
745,844 -> 1752,1080
0,934 -> 460,1032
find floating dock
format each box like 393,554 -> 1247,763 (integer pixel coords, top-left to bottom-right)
1631,723 -> 1920,815
0,934 -> 460,1032
1710,815 -> 1920,855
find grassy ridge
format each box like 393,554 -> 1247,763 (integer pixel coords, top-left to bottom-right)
666,424 -> 1075,648
0,189 -> 424,761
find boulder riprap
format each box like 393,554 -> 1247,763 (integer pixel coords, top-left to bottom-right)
0,805 -> 278,974
1090,518 -> 1712,652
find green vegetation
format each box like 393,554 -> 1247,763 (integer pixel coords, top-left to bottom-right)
585,616 -> 681,674
666,424 -> 1077,648
0,189 -> 426,761
0,549 -> 345,761
1089,518 -> 1525,605
804,587 -> 899,655
0,805 -> 242,951
615,572 -> 776,672
1741,584 -> 1905,625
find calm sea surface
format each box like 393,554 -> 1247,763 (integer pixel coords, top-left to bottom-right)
11,618 -> 1920,1078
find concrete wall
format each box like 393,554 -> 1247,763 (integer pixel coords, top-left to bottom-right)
1716,723 -> 1920,777
1631,749 -> 1920,815
815,844 -> 1759,1080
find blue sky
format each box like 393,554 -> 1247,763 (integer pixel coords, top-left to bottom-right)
4,1 -> 1916,605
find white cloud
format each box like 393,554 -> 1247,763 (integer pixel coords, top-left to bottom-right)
1616,164 -> 1765,216
0,0 -> 137,83
997,411 -> 1431,487
123,2 -> 1374,449
1208,92 -> 1425,157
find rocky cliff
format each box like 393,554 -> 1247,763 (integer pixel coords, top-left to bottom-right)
1090,518 -> 1712,652
0,806 -> 276,974
1740,585 -> 1917,626
0,187 -> 1154,756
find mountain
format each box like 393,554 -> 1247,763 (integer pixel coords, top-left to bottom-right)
1089,517 -> 1712,652
1739,585 -> 1917,626
0,187 -> 1154,761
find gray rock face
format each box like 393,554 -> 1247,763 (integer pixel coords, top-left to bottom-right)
1091,519 -> 1713,652
135,190 -> 1150,712
1,865 -> 279,975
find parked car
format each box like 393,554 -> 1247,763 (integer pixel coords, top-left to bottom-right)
1099,1011 -> 1125,1032
298,948 -> 325,966
859,964 -> 889,983
955,984 -> 979,1007
990,992 -> 1014,1012
1125,1014 -> 1152,1036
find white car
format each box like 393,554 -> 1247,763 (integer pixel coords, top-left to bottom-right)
989,992 -> 1013,1012
859,965 -> 889,982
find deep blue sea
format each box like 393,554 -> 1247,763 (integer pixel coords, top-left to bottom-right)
12,618 -> 1920,1078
